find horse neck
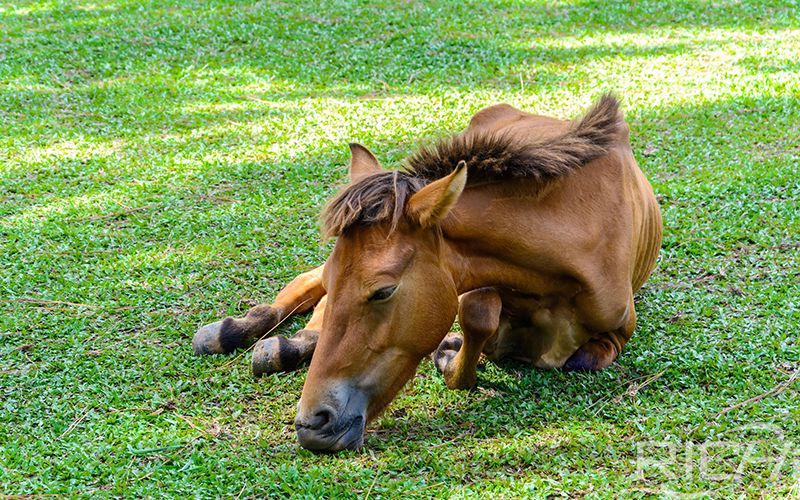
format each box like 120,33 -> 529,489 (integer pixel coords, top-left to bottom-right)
437,180 -> 572,296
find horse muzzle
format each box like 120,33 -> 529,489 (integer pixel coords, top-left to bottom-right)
294,384 -> 368,452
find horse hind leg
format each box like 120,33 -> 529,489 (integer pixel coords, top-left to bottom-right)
433,288 -> 502,389
563,297 -> 636,372
251,295 -> 326,377
192,265 -> 325,355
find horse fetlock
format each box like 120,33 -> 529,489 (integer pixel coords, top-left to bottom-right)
194,305 -> 284,357
241,305 -> 283,340
252,330 -> 317,377
444,365 -> 477,390
439,352 -> 477,390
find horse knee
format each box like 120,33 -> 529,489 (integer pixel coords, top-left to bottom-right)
458,288 -> 502,339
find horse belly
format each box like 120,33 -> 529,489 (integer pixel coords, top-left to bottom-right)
485,304 -> 592,369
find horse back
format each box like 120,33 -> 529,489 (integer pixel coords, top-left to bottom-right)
466,103 -> 572,143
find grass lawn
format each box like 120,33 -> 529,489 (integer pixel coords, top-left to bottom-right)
1,0 -> 799,497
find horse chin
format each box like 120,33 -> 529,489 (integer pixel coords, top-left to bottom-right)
296,415 -> 365,453
331,417 -> 366,451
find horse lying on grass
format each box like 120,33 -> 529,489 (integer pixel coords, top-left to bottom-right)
193,94 -> 663,452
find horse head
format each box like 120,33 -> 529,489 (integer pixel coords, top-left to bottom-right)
294,144 -> 466,451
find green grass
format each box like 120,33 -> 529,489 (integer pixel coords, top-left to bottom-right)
1,0 -> 799,497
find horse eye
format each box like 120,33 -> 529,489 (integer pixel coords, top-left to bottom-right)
368,285 -> 397,302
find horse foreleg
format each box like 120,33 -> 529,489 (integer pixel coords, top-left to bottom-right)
251,295 -> 326,377
563,295 -> 636,372
433,288 -> 502,389
193,265 -> 325,355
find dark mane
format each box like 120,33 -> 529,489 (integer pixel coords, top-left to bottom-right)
322,94 -> 621,238
406,94 -> 621,183
321,171 -> 426,239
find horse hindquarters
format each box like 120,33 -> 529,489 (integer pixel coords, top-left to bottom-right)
564,159 -> 661,371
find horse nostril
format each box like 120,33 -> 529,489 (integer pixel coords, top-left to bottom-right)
312,410 -> 333,429
302,408 -> 335,431
316,409 -> 332,426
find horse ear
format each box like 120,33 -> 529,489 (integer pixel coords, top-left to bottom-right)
348,143 -> 382,183
407,161 -> 467,227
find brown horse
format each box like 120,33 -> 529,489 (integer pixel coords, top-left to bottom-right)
193,95 -> 662,452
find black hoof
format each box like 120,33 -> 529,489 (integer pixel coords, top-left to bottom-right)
433,333 -> 462,373
193,320 -> 226,355
563,347 -> 603,372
